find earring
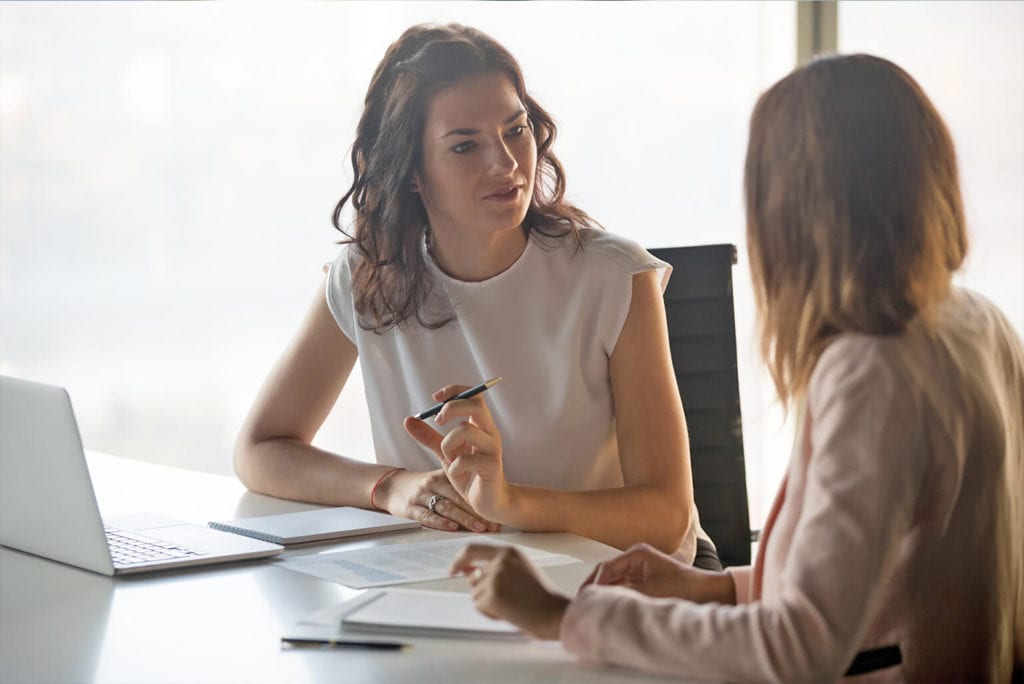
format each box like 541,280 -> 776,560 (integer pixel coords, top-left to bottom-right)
410,181 -> 420,193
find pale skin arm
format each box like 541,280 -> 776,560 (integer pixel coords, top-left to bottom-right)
234,279 -> 497,532
448,542 -> 735,641
405,269 -> 693,552
578,542 -> 736,604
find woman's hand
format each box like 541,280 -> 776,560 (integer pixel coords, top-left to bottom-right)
450,544 -> 570,640
374,468 -> 499,533
579,543 -> 736,604
404,384 -> 511,521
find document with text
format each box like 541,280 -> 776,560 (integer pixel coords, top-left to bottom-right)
277,537 -> 581,588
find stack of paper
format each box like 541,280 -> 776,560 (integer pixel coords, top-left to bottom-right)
336,588 -> 524,639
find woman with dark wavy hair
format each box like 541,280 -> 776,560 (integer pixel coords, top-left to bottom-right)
450,54 -> 1024,681
234,23 -> 715,564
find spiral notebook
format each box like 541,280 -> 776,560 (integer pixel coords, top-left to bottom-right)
208,507 -> 419,545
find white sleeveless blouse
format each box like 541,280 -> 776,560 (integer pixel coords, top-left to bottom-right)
327,227 -> 703,558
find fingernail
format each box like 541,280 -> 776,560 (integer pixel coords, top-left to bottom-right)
474,522 -> 486,532
447,522 -> 458,530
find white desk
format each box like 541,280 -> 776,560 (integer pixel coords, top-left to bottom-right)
0,453 -> 675,683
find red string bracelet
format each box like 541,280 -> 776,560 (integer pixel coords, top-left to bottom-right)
369,467 -> 405,511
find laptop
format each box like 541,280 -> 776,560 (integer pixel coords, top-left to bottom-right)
0,375 -> 284,575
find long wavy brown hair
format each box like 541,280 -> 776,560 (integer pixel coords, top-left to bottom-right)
745,54 -> 968,407
333,23 -> 595,333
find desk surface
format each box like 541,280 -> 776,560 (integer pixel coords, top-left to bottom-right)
0,453 -> 674,684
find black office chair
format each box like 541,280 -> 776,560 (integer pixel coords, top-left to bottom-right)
649,244 -> 752,568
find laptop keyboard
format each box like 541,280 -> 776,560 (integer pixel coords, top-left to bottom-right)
104,526 -> 206,567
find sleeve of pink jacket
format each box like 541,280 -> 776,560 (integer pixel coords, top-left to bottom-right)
561,340 -> 929,682
727,566 -> 753,604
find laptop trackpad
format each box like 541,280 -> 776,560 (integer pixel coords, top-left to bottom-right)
105,513 -> 281,553
105,513 -> 189,531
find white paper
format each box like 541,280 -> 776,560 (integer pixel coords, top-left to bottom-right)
342,588 -> 521,637
277,537 -> 580,588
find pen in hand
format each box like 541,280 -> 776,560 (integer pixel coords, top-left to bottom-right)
412,377 -> 502,420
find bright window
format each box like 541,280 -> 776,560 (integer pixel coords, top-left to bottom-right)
8,1 -> 927,528
839,1 -> 1024,337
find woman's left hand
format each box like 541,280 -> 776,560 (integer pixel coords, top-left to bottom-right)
450,544 -> 570,640
404,384 -> 511,521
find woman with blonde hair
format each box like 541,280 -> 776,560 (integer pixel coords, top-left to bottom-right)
452,54 -> 1024,681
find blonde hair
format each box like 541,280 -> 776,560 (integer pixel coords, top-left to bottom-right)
744,54 -> 968,407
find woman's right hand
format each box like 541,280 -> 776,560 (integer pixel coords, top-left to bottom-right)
374,468 -> 500,533
579,543 -> 736,604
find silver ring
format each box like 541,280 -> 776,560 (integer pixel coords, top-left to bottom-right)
471,567 -> 484,582
427,494 -> 445,513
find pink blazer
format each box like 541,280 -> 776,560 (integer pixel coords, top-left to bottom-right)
562,289 -> 1024,681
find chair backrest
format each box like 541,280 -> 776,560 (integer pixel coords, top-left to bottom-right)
649,244 -> 751,567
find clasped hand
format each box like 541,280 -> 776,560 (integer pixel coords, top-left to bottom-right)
403,384 -> 511,523
371,466 -> 499,533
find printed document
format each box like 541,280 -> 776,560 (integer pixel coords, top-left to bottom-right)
278,537 -> 580,588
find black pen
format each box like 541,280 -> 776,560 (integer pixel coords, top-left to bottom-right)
412,377 -> 502,420
281,637 -> 408,650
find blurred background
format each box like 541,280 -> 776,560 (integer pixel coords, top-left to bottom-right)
2,1 -> 1021,526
